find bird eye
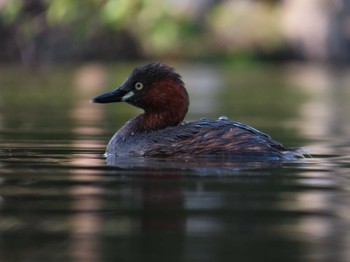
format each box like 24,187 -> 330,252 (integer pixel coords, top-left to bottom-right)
135,82 -> 143,90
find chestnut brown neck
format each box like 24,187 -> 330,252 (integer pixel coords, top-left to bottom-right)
132,79 -> 189,133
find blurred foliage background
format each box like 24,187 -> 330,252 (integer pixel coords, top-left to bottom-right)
0,0 -> 349,65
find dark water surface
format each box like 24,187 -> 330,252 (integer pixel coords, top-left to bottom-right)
1,63 -> 350,261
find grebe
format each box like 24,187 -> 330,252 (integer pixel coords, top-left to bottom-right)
91,63 -> 302,160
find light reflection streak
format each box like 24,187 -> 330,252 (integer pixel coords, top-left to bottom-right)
69,64 -> 108,262
180,64 -> 222,116
286,64 -> 350,153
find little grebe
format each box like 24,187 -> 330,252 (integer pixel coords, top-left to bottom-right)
92,63 -> 302,160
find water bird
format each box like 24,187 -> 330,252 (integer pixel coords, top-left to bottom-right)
91,63 -> 303,160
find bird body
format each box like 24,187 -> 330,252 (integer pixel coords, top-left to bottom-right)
92,63 -> 302,160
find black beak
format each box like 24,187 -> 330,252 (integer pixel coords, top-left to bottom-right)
91,86 -> 128,104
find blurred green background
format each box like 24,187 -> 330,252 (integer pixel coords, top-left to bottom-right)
1,0 -> 349,65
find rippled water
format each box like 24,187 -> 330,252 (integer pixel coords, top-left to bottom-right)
1,63 -> 350,261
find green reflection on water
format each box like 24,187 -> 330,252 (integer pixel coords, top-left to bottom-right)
0,66 -> 75,131
0,63 -> 310,149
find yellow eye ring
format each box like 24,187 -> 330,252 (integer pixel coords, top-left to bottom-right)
135,82 -> 143,90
